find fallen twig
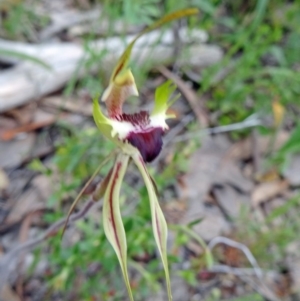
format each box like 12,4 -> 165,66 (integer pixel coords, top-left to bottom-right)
0,117 -> 55,141
209,264 -> 265,277
173,114 -> 262,142
210,265 -> 280,301
208,236 -> 263,279
239,275 -> 281,301
39,7 -> 145,40
163,114 -> 194,145
39,7 -> 102,40
208,236 -> 280,301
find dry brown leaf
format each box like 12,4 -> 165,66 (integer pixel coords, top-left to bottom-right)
272,99 -> 285,128
163,200 -> 187,224
178,136 -> 231,240
251,180 -> 289,207
16,211 -> 42,297
0,116 -> 18,130
222,244 -> 246,267
5,188 -> 44,223
42,96 -> 93,116
255,169 -> 281,182
226,131 -> 290,161
31,174 -> 53,202
6,175 -> 51,223
5,103 -> 36,125
213,185 -> 250,218
0,117 -> 55,141
217,160 -> 254,193
0,133 -> 36,168
283,155 -> 300,186
0,284 -> 21,301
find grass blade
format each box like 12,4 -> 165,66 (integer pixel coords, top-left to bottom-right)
0,49 -> 52,70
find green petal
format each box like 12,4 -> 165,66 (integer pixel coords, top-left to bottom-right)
103,153 -> 133,301
152,80 -> 179,119
132,151 -> 172,301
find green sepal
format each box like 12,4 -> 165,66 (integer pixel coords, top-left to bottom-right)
102,153 -> 133,301
132,151 -> 172,301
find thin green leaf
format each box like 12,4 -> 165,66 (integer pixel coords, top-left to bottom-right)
132,152 -> 172,301
251,0 -> 269,30
103,153 -> 133,301
187,217 -> 204,228
192,0 -> 215,15
205,249 -> 214,269
0,49 -> 51,70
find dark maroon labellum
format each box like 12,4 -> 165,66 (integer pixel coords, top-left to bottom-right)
127,128 -> 163,163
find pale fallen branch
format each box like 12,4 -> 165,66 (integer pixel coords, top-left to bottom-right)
163,114 -> 194,145
209,264 -> 265,276
208,236 -> 263,279
0,27 -> 222,112
173,113 -> 263,142
0,198 -> 99,290
239,275 -> 281,301
208,236 -> 281,301
39,7 -> 144,40
39,7 -> 102,41
210,265 -> 280,301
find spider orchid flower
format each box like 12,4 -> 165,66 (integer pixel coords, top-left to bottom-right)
86,8 -> 197,301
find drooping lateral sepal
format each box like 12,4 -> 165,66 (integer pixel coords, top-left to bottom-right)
102,153 -> 133,301
132,151 -> 172,301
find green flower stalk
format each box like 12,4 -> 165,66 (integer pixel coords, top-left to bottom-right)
64,8 -> 198,301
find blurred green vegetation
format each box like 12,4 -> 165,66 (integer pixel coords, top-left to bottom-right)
3,0 -> 300,299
